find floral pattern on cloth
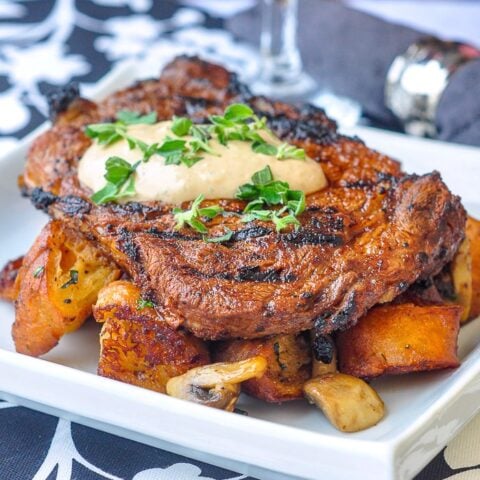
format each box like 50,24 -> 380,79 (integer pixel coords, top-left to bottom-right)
0,1 -> 479,480
0,402 -> 251,480
0,0 -> 258,153
1,400 -> 480,479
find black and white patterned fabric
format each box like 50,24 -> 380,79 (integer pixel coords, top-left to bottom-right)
0,2 -> 479,479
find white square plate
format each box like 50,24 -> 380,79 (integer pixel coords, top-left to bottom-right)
0,62 -> 479,480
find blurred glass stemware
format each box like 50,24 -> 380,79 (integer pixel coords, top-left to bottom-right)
251,0 -> 316,100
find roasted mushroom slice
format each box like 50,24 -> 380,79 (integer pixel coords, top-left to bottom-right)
213,334 -> 311,403
166,357 -> 267,411
303,373 -> 385,432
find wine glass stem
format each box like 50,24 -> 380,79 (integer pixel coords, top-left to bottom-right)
260,0 -> 302,85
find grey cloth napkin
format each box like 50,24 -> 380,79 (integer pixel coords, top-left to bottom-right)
227,0 -> 480,146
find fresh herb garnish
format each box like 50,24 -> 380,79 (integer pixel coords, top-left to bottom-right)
252,142 -> 278,156
155,137 -> 205,167
33,266 -> 44,278
116,110 -> 157,125
276,143 -> 306,160
85,110 -> 157,147
171,116 -> 193,136
236,166 -> 305,232
205,228 -> 234,243
61,270 -> 79,289
173,194 -> 224,234
86,105 -> 307,206
137,298 -> 155,310
91,156 -> 140,204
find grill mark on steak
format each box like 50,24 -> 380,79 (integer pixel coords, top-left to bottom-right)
182,264 -> 295,283
22,56 -> 467,340
232,226 -> 271,241
30,187 -> 57,212
117,227 -> 140,262
282,230 -> 344,247
57,195 -> 91,216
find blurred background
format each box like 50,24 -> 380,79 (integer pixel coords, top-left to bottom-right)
0,0 -> 479,153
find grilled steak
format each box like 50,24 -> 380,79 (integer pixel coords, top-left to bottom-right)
21,56 -> 466,340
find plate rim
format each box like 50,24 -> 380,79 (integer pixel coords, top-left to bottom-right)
1,58 -> 479,480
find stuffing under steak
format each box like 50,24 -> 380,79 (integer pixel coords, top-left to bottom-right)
20,56 -> 466,340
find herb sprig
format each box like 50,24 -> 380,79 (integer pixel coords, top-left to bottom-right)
172,167 -> 306,235
137,298 -> 155,310
61,270 -> 79,289
91,156 -> 140,205
237,166 -> 305,232
173,194 -> 224,234
85,110 -> 157,148
172,195 -> 234,243
86,106 -> 307,205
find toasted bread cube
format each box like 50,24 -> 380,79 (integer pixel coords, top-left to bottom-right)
94,281 -> 210,393
336,303 -> 461,379
13,221 -> 121,356
0,256 -> 23,302
214,333 -> 311,403
450,237 -> 472,323
467,216 -> 480,320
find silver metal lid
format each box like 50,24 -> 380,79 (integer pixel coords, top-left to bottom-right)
385,37 -> 480,137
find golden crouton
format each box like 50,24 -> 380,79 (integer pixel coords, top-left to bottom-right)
94,281 -> 210,393
13,221 -> 120,356
0,256 -> 23,302
336,303 -> 461,378
214,333 -> 311,403
467,216 -> 480,319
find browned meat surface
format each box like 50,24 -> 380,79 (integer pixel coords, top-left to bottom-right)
21,56 -> 467,340
0,256 -> 23,301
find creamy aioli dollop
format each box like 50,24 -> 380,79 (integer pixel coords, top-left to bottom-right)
78,121 -> 327,204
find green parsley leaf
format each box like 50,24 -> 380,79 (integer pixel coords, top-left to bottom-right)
156,138 -> 187,165
141,142 -> 160,162
171,116 -> 193,136
91,183 -> 118,205
91,157 -> 140,205
33,266 -> 44,278
252,165 -> 274,186
137,298 -> 155,310
157,138 -> 187,154
85,123 -> 126,146
276,143 -> 306,160
205,228 -> 234,243
181,153 -> 203,167
116,110 -> 157,125
252,142 -> 277,156
286,190 -> 306,216
198,205 -> 224,218
224,103 -> 254,122
155,134 -> 211,167
103,156 -> 135,184
85,111 -> 156,147
61,270 -> 79,289
236,167 -> 306,232
271,213 -> 300,232
242,210 -> 275,223
173,194 -> 223,234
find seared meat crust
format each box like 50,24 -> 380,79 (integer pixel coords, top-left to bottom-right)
22,56 -> 466,340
